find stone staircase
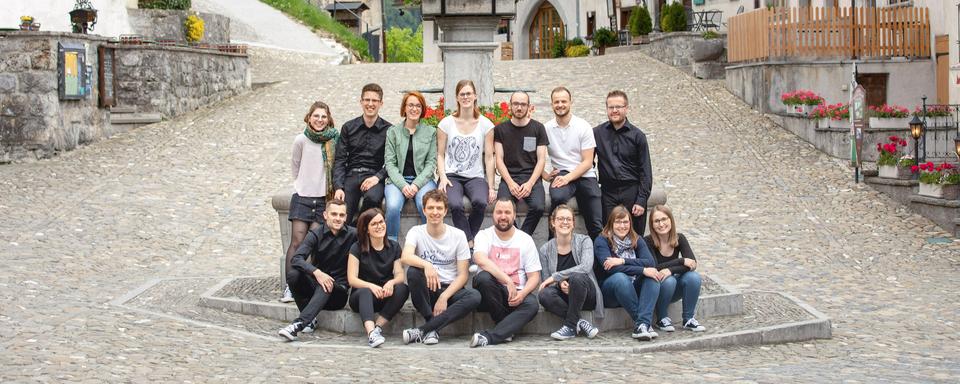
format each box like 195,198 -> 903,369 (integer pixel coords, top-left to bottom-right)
109,105 -> 162,127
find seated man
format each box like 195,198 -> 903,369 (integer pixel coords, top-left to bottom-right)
470,197 -> 542,347
278,199 -> 357,341
400,190 -> 481,345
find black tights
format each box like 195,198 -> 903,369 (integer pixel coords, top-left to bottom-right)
286,220 -> 320,274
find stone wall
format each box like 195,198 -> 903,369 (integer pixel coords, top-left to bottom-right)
637,32 -> 727,79
0,32 -> 113,162
113,45 -> 249,117
127,9 -> 231,43
0,31 -> 249,163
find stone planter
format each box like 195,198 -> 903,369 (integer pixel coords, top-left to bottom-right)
817,118 -> 832,129
926,116 -> 954,128
918,183 -> 960,199
869,117 -> 911,130
878,165 -> 912,179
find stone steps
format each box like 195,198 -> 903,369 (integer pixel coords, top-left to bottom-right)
199,274 -> 744,336
109,104 -> 163,126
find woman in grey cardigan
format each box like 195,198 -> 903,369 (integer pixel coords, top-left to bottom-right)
538,204 -> 604,340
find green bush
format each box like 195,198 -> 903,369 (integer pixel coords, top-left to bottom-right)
593,27 -> 617,47
568,37 -> 585,46
259,0 -> 371,61
139,0 -> 191,10
386,25 -> 423,62
661,3 -> 687,32
552,35 -> 568,58
565,45 -> 590,57
629,6 -> 653,37
702,30 -> 719,39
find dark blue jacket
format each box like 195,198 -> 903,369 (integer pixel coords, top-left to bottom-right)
593,235 -> 655,283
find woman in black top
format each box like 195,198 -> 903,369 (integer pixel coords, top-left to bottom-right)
644,205 -> 706,333
347,208 -> 410,347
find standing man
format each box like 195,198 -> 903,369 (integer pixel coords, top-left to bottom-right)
494,91 -> 549,235
470,198 -> 542,347
333,83 -> 392,224
542,86 -> 603,240
400,190 -> 481,345
593,90 -> 653,236
279,199 -> 357,341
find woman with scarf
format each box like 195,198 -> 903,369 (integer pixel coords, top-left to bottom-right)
594,205 -> 662,341
281,101 -> 340,303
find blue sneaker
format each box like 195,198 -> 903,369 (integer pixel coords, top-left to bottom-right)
551,325 -> 577,340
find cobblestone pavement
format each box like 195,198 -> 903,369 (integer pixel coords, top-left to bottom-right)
1,48 -> 959,382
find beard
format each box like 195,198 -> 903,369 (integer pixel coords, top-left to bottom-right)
494,219 -> 514,232
553,108 -> 568,118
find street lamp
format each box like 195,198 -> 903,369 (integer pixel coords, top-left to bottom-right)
954,137 -> 960,161
909,115 -> 925,164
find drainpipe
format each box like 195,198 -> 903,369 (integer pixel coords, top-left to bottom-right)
577,0 -> 582,39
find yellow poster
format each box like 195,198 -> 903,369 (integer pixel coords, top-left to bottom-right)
65,52 -> 79,96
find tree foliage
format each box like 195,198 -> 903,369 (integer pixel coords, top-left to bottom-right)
661,3 -> 687,32
386,25 -> 423,63
629,6 -> 653,37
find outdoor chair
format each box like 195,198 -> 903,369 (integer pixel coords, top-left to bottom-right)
702,10 -> 722,31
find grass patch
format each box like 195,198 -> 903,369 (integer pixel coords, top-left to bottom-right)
259,0 -> 372,61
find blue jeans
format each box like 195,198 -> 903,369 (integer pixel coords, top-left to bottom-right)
385,177 -> 437,241
655,271 -> 702,322
600,272 -> 660,327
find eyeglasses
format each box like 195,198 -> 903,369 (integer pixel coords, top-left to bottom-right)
554,217 -> 573,223
653,218 -> 670,224
406,103 -> 423,109
369,220 -> 386,227
606,105 -> 627,111
458,92 -> 475,98
362,98 -> 381,104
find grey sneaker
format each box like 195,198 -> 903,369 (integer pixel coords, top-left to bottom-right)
683,318 -> 706,332
469,333 -> 489,348
657,317 -> 676,332
631,323 -> 655,341
302,319 -> 318,333
368,326 -> 385,348
577,319 -> 599,338
423,330 -> 439,345
278,321 -> 303,341
402,328 -> 423,344
279,286 -> 295,303
550,325 -> 577,340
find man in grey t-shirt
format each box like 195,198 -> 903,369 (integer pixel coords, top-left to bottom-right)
400,190 -> 481,345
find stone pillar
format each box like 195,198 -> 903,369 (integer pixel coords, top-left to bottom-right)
437,17 -> 500,106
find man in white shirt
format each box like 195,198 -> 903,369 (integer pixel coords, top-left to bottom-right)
543,86 -> 603,240
400,190 -> 481,345
470,198 -> 542,347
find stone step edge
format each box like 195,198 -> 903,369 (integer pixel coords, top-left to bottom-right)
198,276 -> 745,335
110,113 -> 163,124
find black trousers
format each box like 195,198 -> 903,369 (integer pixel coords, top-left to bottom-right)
537,273 -> 597,329
348,283 -> 410,323
550,174 -> 603,240
343,170 -> 385,225
601,182 -> 647,237
496,173 -> 545,236
287,268 -> 348,325
407,267 -> 481,334
473,271 -> 539,344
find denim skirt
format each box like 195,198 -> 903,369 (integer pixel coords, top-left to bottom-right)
288,194 -> 325,223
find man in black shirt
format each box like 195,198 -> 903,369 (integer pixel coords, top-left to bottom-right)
333,83 -> 392,224
494,91 -> 549,235
593,90 -> 653,236
279,199 -> 358,341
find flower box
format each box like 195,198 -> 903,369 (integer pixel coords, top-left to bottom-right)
817,118 -> 834,129
918,183 -> 959,199
869,117 -> 911,130
878,165 -> 912,179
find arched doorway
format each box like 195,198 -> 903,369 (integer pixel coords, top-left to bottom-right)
528,2 -> 565,59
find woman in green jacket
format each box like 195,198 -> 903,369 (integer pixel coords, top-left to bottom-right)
383,91 -> 438,241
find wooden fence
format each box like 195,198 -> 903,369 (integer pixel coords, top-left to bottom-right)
728,7 -> 930,63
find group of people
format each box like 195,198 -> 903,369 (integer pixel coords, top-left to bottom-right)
278,81 -> 705,347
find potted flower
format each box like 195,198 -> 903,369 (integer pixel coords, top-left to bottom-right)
810,102 -> 849,129
875,135 -> 914,179
911,162 -> 959,199
913,105 -> 953,128
781,90 -> 823,115
868,104 -> 910,129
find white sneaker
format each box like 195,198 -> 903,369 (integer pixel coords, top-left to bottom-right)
368,326 -> 385,348
683,318 -> 706,332
402,328 -> 422,344
631,323 -> 656,341
657,317 -> 676,332
279,286 -> 294,303
469,333 -> 489,348
278,321 -> 303,341
302,319 -> 317,333
577,319 -> 600,338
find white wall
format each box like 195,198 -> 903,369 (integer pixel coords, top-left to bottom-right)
4,0 -> 134,38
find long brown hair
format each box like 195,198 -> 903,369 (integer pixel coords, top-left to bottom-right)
549,204 -> 575,233
452,79 -> 480,119
648,205 -> 679,250
601,205 -> 638,253
303,101 -> 335,129
355,208 -> 387,254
